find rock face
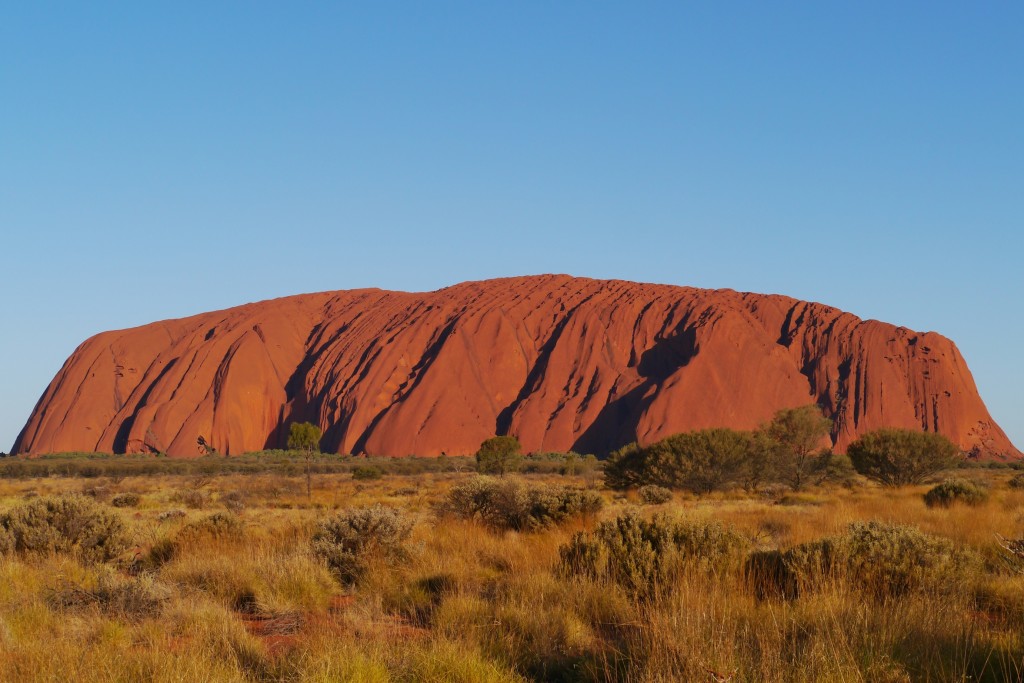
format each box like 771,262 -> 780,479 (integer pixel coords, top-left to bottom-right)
13,275 -> 1020,459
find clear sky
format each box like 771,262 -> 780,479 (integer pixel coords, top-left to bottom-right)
1,3 -> 1021,453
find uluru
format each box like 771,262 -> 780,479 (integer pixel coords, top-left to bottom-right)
13,275 -> 1020,460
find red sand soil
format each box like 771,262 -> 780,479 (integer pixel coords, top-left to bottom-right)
13,275 -> 1019,459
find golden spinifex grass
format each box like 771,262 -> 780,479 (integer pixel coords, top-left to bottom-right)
0,467 -> 1022,682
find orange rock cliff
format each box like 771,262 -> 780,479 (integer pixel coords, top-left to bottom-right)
13,275 -> 1020,459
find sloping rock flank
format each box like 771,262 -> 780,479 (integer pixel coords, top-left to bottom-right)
14,275 -> 1019,459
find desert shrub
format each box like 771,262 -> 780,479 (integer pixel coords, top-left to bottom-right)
111,492 -> 141,508
637,485 -> 673,505
146,537 -> 177,568
352,466 -> 383,481
48,569 -> 171,620
82,484 -> 110,501
924,479 -> 988,508
442,478 -> 602,531
0,526 -> 13,555
219,490 -> 246,513
756,521 -> 982,600
847,429 -> 960,486
476,436 -> 523,476
0,494 -> 129,563
745,550 -> 799,600
158,509 -> 187,522
172,488 -> 209,510
176,512 -> 244,545
560,513 -> 748,599
312,506 -> 413,584
1008,473 -> 1024,489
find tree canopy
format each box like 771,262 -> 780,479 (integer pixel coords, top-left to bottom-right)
762,405 -> 833,490
476,436 -> 522,476
287,422 -> 322,454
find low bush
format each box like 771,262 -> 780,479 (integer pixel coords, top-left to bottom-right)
82,484 -> 110,501
637,485 -> 673,505
111,492 -> 141,508
158,509 -> 187,522
47,569 -> 171,620
312,506 -> 413,584
172,488 -> 209,510
560,513 -> 748,599
352,466 -> 383,481
0,526 -> 13,555
176,512 -> 245,545
1008,473 -> 1024,489
924,479 -> 988,508
753,521 -> 982,600
0,494 -> 129,563
442,478 -> 603,531
220,490 -> 246,513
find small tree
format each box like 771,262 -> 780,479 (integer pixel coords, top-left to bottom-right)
476,436 -> 522,476
763,405 -> 833,491
847,428 -> 959,486
288,422 -> 322,499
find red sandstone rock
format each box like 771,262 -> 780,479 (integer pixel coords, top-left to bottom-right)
13,275 -> 1020,459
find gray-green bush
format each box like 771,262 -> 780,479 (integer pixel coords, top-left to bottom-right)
0,495 -> 129,563
176,512 -> 244,545
637,485 -> 673,505
756,521 -> 982,599
560,513 -> 748,599
312,506 -> 413,584
111,492 -> 141,508
442,478 -> 602,531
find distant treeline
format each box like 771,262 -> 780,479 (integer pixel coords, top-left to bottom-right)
0,450 -> 601,480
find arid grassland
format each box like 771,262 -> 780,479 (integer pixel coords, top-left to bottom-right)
0,455 -> 1023,682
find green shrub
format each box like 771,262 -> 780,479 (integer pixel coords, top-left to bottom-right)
111,492 -> 141,508
442,478 -> 602,531
0,495 -> 129,563
1008,473 -> 1024,489
847,429 -> 960,486
637,485 -> 673,505
560,513 -> 748,599
603,442 -> 646,490
603,429 -> 755,492
923,479 -> 988,508
312,506 -> 413,584
352,466 -> 383,481
756,521 -> 982,599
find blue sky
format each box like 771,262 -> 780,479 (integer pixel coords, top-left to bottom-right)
1,2 -> 1021,452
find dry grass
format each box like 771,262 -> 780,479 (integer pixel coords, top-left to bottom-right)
0,467 -> 1022,681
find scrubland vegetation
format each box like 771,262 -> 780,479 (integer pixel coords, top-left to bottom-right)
1,424 -> 1023,681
